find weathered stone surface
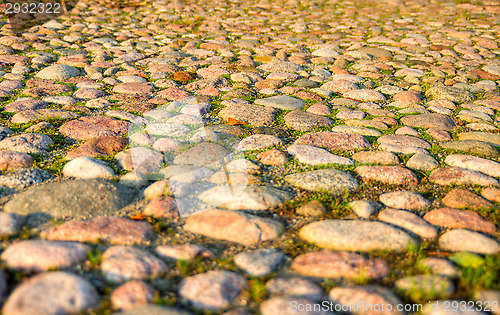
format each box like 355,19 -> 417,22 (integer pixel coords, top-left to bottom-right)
59,116 -> 129,140
406,153 -> 439,171
291,251 -> 389,279
155,244 -> 212,261
378,209 -> 438,239
234,249 -> 284,277
429,167 -> 499,186
235,134 -> 283,151
439,229 -> 500,254
266,278 -> 323,300
283,110 -> 333,131
41,217 -> 156,245
294,132 -> 371,150
285,169 -> 359,194
11,109 -> 79,124
2,272 -> 99,315
445,154 -> 500,177
300,220 -> 418,252
352,151 -> 399,165
441,188 -> 494,210
198,185 -> 292,210
179,271 -> 247,310
379,191 -> 430,210
426,85 -> 475,103
424,208 -> 496,234
63,156 -> 115,179
254,95 -> 305,110
343,89 -> 386,102
4,179 -> 134,219
355,166 -> 419,185
36,64 -> 80,80
101,246 -> 167,283
458,132 -> 500,146
400,113 -> 456,130
219,103 -> 277,126
0,133 -> 53,155
174,143 -> 230,167
111,280 -> 155,311
349,200 -> 380,218
183,209 -> 283,246
66,136 -> 128,160
288,144 -> 353,165
0,151 -> 33,170
296,200 -> 327,217
1,240 -> 91,272
378,134 -> 431,149
440,140 -> 500,158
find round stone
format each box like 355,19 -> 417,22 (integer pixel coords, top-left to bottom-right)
101,246 -> 167,283
2,271 -> 99,315
63,156 -> 115,179
35,64 -> 80,80
110,280 -> 155,311
1,240 -> 91,272
379,191 -> 430,210
179,270 -> 247,310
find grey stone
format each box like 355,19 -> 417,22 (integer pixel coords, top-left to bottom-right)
255,95 -> 305,110
266,278 -> 324,300
440,140 -> 500,158
283,110 -> 333,131
198,185 -> 292,211
300,220 -> 418,252
426,85 -> 475,103
285,169 -> 359,195
234,249 -> 284,277
439,229 -> 500,254
0,168 -> 54,189
287,144 -> 354,165
3,179 -> 134,219
349,200 -> 380,218
179,271 -> 247,310
35,64 -> 80,80
406,153 -> 439,171
2,271 -> 99,315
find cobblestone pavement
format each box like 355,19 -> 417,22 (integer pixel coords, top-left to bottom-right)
0,0 -> 499,314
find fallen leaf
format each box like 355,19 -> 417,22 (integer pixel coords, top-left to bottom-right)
227,117 -> 247,125
130,214 -> 147,220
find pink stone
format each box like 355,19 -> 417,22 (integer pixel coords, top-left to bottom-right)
59,116 -> 129,140
291,251 -> 389,280
111,280 -> 155,311
424,208 -> 496,234
0,151 -> 33,170
393,91 -> 421,103
40,217 -> 156,245
157,87 -> 192,101
355,166 -> 418,185
294,132 -> 371,150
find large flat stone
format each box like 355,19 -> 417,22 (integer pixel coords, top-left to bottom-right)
3,179 -> 134,219
285,169 -> 359,195
300,220 -> 418,252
